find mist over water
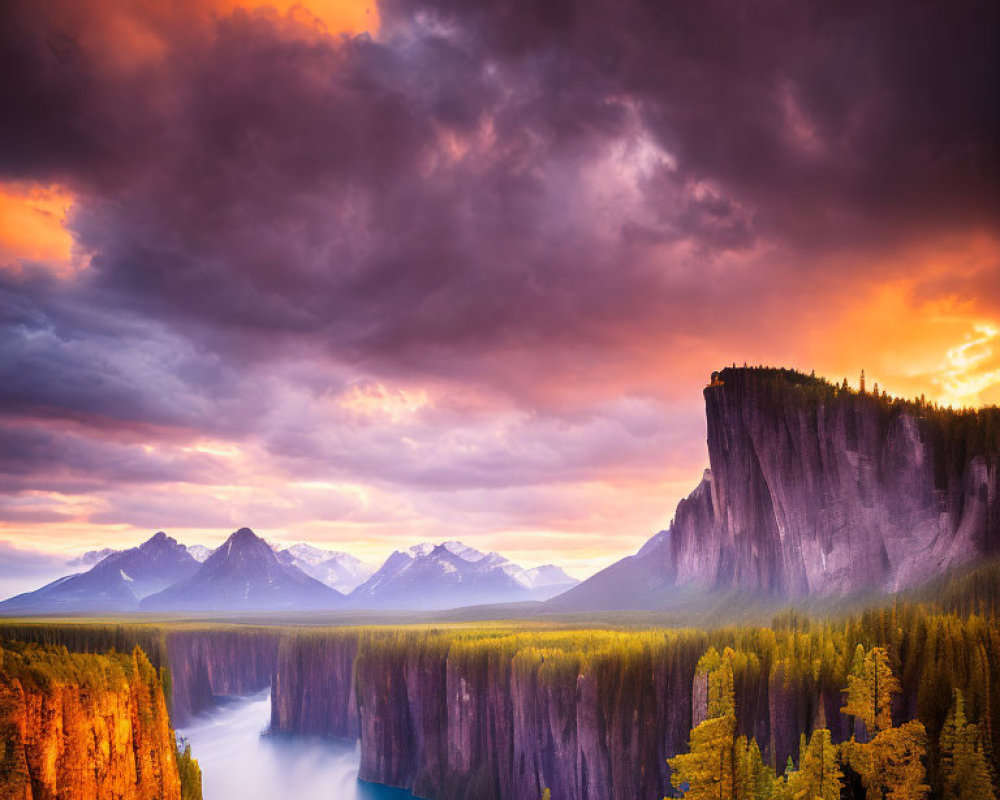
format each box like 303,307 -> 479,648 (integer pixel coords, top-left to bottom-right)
177,691 -> 414,800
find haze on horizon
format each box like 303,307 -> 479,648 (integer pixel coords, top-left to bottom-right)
0,0 -> 998,593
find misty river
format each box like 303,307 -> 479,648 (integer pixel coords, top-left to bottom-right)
177,691 -> 415,800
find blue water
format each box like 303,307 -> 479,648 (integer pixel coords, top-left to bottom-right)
177,691 -> 414,800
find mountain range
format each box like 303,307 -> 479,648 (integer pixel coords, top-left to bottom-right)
0,530 -> 577,614
275,544 -> 373,594
348,541 -> 578,610
140,528 -> 345,612
0,532 -> 199,613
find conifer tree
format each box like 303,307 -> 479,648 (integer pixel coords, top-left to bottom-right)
842,646 -> 899,735
940,690 -> 996,800
734,736 -> 774,800
669,713 -> 737,799
669,649 -> 739,799
787,728 -> 842,800
875,721 -> 931,800
841,647 -> 930,800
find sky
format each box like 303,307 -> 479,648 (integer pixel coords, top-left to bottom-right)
0,0 -> 998,591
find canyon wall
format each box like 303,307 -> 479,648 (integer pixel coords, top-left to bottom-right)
687,367 -> 1000,595
273,619 -> 999,800
272,629 -> 818,800
0,622 -> 281,725
0,642 -> 184,800
270,630 -> 358,738
166,628 -> 280,724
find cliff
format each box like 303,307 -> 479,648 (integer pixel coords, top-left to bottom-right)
0,622 -> 279,726
0,641 -> 190,800
555,367 -> 1000,608
165,628 -> 280,724
273,612 -> 1000,800
275,629 -> 706,800
270,630 -> 358,738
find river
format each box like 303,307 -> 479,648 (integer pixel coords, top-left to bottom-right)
177,691 -> 415,800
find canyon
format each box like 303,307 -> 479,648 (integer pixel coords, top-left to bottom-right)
3,591 -> 998,800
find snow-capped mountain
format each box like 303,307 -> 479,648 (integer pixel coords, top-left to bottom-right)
513,564 -> 580,593
185,544 -> 215,563
0,532 -> 199,613
140,528 -> 345,612
349,541 -> 579,610
276,544 -> 373,594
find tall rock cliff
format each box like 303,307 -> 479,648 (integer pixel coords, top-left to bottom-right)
270,630 -> 358,739
0,642 -> 188,800
273,629 -> 706,800
166,628 -> 280,725
554,367 -> 1000,609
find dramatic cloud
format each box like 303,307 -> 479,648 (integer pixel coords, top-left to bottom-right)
0,0 -> 996,577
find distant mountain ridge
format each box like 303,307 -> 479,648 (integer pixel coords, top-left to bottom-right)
0,532 -> 199,613
140,528 -> 345,612
276,544 -> 373,593
350,540 -> 578,610
0,531 -> 578,614
550,366 -> 1000,611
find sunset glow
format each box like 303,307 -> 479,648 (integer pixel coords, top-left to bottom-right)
0,0 -> 997,592
0,183 -> 82,276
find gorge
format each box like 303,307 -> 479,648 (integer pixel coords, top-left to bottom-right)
3,593 -> 999,800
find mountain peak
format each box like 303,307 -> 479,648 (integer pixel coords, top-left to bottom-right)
439,541 -> 486,562
0,530 -> 198,613
139,531 -> 184,554
218,527 -> 272,557
141,526 -> 344,612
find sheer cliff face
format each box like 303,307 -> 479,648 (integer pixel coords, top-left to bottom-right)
560,368 -> 1000,607
0,645 -> 182,800
166,629 -> 280,724
683,368 -> 999,595
275,631 -> 701,800
271,633 -> 358,739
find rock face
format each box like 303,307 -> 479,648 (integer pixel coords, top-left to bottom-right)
166,628 -> 281,725
270,631 -> 359,739
555,367 -> 1000,609
0,532 -> 199,614
269,630 -> 704,800
0,642 -> 184,800
141,527 -> 345,612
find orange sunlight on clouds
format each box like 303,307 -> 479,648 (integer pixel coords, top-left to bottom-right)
223,0 -> 378,35
0,183 -> 83,277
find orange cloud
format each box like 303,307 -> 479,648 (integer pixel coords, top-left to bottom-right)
797,234 -> 1000,408
0,183 -> 84,277
222,0 -> 378,35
